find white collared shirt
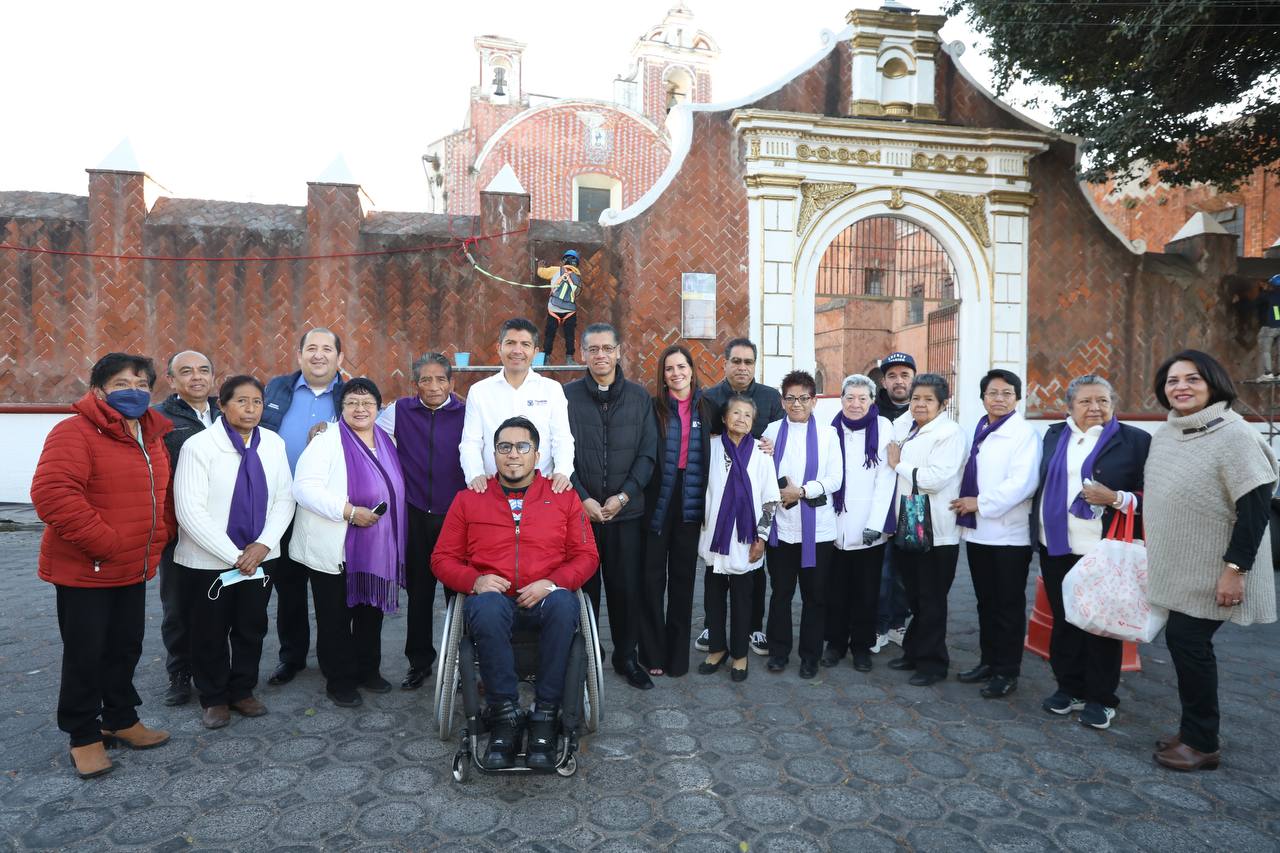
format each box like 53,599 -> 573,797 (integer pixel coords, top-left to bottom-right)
959,412 -> 1042,546
460,369 -> 575,481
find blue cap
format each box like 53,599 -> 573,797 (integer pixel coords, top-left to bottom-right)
1270,274 -> 1280,287
881,352 -> 916,371
562,249 -> 580,263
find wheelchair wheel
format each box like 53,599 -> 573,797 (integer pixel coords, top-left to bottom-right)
436,596 -> 466,741
451,752 -> 469,783
578,591 -> 603,733
432,598 -> 455,722
556,754 -> 578,777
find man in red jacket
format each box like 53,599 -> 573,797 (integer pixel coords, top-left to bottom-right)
432,416 -> 597,770
31,353 -> 175,780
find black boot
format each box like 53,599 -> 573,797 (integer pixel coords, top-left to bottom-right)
482,701 -> 525,770
524,704 -> 560,770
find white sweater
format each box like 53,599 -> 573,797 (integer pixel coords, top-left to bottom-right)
762,418 -> 843,544
833,417 -> 897,551
891,413 -> 966,546
174,421 -> 295,569
698,442 -> 781,574
959,412 -> 1042,547
290,426 -> 354,575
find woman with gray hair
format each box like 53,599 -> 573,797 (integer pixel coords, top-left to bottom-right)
1030,374 -> 1150,730
823,374 -> 897,672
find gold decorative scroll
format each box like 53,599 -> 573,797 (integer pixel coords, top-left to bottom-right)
911,152 -> 988,174
797,182 -> 857,234
935,190 -> 991,247
886,188 -> 906,210
795,144 -> 882,165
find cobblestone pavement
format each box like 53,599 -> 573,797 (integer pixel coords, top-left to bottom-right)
2,528 -> 1279,851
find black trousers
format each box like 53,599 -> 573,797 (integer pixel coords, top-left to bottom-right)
705,570 -> 755,660
966,542 -> 1033,677
310,569 -> 384,693
825,544 -> 886,656
272,522 -> 311,669
638,472 -> 702,677
895,543 -> 959,677
1165,610 -> 1225,753
582,517 -> 645,670
186,562 -> 272,708
55,583 -> 145,747
543,310 -> 578,359
700,548 -> 766,636
158,539 -> 190,677
404,507 -> 444,671
765,540 -> 833,664
1038,548 -> 1123,707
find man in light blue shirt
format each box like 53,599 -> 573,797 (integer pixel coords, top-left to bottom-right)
259,328 -> 345,685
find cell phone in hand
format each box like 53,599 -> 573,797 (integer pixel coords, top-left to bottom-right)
371,501 -> 388,516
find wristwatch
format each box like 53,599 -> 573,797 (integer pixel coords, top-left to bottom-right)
1226,561 -> 1249,575
545,581 -> 560,592
616,493 -> 630,506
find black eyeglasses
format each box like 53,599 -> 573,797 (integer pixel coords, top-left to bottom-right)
728,357 -> 755,366
495,441 -> 535,455
783,395 -> 813,405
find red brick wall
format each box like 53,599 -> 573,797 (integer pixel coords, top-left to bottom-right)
1087,164 -> 1280,258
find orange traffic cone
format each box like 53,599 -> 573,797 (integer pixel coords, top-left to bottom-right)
1024,576 -> 1141,672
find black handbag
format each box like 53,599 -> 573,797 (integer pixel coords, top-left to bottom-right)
894,469 -> 933,553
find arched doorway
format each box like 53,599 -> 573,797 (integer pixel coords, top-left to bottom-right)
813,215 -> 960,412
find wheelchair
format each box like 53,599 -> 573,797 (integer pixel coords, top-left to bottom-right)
432,589 -> 604,781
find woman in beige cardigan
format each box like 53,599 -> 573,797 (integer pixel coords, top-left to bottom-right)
1145,350 -> 1277,772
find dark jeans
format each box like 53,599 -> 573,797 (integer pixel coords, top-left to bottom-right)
1165,610 -> 1225,753
1039,548 -> 1123,707
966,542 -> 1033,677
55,583 -> 145,747
638,471 -> 701,676
543,310 -> 578,359
581,517 -> 644,671
825,544 -> 886,656
877,543 -> 911,633
186,562 -> 272,708
705,570 -> 755,659
404,507 -> 444,671
765,540 -> 833,665
158,539 -> 190,677
464,589 -> 578,707
272,523 -> 311,669
895,543 -> 959,677
310,569 -> 383,693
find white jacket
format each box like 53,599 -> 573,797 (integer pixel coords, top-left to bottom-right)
960,412 -> 1042,546
891,413 -> 966,546
832,417 -> 897,550
174,421 -> 295,569
762,417 -> 842,544
459,369 -> 574,482
698,442 -> 781,574
290,425 -> 354,575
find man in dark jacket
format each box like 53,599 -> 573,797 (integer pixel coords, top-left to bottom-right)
698,337 -> 784,656
875,351 -> 915,423
376,352 -> 466,690
152,350 -> 220,706
259,327 -> 345,686
565,323 -> 659,689
874,351 -> 916,653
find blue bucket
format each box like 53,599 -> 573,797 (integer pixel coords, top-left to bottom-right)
533,353 -> 547,366
455,352 -> 471,367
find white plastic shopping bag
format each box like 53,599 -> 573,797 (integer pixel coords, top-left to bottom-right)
1062,508 -> 1168,643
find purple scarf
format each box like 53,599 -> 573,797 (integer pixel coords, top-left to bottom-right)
768,417 -> 820,568
339,421 -> 408,612
831,406 -> 880,514
221,416 -> 268,549
956,411 -> 1016,529
709,432 -> 758,556
1042,417 -> 1120,557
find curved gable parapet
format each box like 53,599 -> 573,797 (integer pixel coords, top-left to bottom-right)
601,26 -> 851,227
473,99 -> 669,174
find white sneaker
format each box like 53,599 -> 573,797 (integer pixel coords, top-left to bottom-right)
749,631 -> 769,656
694,628 -> 710,653
886,627 -> 906,647
871,633 -> 889,654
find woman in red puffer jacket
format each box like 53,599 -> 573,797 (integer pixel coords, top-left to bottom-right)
31,353 -> 175,780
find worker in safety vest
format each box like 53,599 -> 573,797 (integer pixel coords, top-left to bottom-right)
537,249 -> 583,365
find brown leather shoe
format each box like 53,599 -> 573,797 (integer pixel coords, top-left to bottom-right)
1154,741 -> 1220,771
101,721 -> 170,749
202,705 -> 231,729
1156,731 -> 1182,751
230,696 -> 268,717
69,742 -> 113,779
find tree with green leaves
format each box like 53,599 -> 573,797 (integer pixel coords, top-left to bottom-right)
947,0 -> 1280,190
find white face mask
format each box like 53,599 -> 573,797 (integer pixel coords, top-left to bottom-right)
208,566 -> 270,600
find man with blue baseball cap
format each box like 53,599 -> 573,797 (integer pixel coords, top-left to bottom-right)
537,249 -> 584,364
1258,275 -> 1280,380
